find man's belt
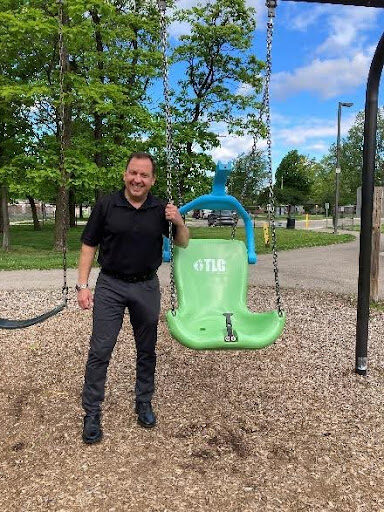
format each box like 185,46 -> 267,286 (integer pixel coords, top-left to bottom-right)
101,269 -> 156,283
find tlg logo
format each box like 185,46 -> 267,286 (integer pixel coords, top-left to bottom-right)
193,259 -> 226,272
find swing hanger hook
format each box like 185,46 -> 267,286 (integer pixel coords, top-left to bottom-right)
266,0 -> 277,17
158,0 -> 167,13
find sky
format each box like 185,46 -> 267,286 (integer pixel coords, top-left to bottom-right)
166,0 -> 384,171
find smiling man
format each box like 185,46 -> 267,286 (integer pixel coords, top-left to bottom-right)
76,152 -> 189,444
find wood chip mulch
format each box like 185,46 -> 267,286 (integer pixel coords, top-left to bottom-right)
0,286 -> 383,512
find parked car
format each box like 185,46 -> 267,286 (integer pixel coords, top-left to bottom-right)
207,210 -> 236,227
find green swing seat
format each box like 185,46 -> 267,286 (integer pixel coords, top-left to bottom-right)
166,239 -> 285,350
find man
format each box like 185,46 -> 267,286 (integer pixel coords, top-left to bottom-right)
77,152 -> 189,444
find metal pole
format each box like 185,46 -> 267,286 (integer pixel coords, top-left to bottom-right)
334,103 -> 341,234
334,102 -> 353,234
355,32 -> 384,376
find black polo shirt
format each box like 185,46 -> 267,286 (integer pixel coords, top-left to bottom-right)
81,189 -> 175,275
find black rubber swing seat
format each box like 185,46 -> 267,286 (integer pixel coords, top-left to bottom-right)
0,302 -> 66,330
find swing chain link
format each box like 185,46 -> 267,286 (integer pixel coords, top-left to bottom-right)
264,7 -> 283,316
58,0 -> 68,304
231,2 -> 275,241
232,2 -> 283,317
159,0 -> 177,314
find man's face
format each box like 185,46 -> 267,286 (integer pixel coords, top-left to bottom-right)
123,157 -> 156,202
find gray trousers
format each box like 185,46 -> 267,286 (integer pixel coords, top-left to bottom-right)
82,272 -> 161,415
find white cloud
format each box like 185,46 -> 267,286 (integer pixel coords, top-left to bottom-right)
168,19 -> 192,38
289,5 -> 333,32
207,111 -> 355,163
236,83 -> 255,96
168,0 -> 267,38
304,142 -> 329,153
210,133 -> 254,162
274,113 -> 355,145
272,51 -> 372,100
316,9 -> 378,57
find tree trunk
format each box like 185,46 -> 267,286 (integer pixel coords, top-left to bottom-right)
0,191 -> 3,233
79,204 -> 83,219
26,195 -> 41,231
69,188 -> 76,227
1,184 -> 10,250
55,185 -> 69,251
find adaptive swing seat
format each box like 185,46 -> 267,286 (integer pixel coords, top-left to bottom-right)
167,239 -> 285,350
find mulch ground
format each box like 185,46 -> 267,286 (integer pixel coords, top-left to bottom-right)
0,285 -> 383,512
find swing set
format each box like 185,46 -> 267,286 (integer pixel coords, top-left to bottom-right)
1,0 -> 383,374
158,0 -> 285,350
0,0 -> 68,330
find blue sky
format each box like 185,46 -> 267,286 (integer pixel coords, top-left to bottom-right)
167,0 -> 384,171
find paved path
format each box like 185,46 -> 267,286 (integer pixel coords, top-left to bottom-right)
1,233 -> 383,298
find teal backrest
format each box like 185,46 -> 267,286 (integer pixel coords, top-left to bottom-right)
173,239 -> 248,316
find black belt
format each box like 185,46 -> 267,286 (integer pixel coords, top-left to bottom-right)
101,269 -> 156,283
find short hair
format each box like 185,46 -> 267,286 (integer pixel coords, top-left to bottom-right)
126,152 -> 156,176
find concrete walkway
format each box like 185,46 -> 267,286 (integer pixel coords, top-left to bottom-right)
1,233 -> 383,299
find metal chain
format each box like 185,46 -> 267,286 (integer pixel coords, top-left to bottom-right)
176,155 -> 183,208
230,155 -> 252,240
264,6 -> 283,316
230,5 -> 273,241
58,0 -> 68,304
158,0 -> 177,314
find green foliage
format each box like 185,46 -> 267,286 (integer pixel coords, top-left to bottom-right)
229,150 -> 268,204
173,0 -> 263,129
274,150 -> 313,211
317,108 -> 384,206
0,0 -> 267,226
168,0 -> 265,199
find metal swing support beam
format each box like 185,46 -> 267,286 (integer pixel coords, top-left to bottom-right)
280,0 -> 384,7
275,0 -> 384,375
355,33 -> 384,375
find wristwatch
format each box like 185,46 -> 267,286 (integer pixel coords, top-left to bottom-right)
75,283 -> 89,292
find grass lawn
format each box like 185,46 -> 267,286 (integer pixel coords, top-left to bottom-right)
0,224 -> 355,271
190,226 -> 354,252
343,224 -> 384,233
255,214 -> 328,221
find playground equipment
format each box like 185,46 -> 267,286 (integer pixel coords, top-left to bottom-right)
164,163 -> 285,349
0,0 -> 68,330
163,162 -> 257,264
158,1 -> 285,350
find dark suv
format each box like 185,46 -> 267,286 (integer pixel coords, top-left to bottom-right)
207,210 -> 236,227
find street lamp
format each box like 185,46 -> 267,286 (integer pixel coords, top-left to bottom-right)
334,101 -> 353,234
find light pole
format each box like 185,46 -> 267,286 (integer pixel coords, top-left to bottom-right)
334,101 -> 353,234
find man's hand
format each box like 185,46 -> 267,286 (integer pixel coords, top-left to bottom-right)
77,288 -> 93,310
165,203 -> 184,226
165,203 -> 189,248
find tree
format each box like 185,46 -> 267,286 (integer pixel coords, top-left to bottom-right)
229,150 -> 268,206
310,158 -> 335,208
317,108 -> 384,207
0,0 -> 164,248
274,150 -> 313,216
170,0 -> 265,199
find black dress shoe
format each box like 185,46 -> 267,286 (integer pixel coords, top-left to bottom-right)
135,401 -> 156,428
82,413 -> 103,444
